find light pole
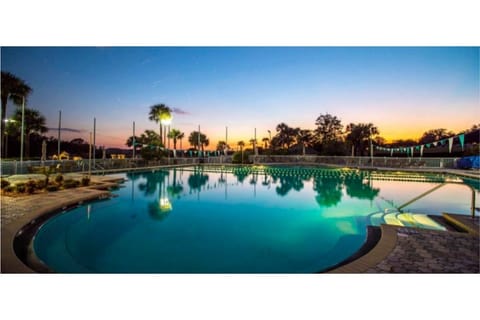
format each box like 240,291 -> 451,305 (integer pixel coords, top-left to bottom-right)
20,96 -> 25,168
369,127 -> 373,167
160,117 -> 172,161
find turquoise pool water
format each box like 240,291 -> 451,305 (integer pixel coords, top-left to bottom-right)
33,166 -> 477,273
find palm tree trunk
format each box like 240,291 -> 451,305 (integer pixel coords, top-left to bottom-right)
159,123 -> 163,144
302,143 -> 306,156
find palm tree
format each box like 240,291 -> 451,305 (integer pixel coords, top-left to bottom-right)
237,140 -> 245,163
168,128 -> 184,150
8,107 -> 47,158
216,140 -> 228,152
188,131 -> 209,151
125,135 -> 143,154
1,72 -> 33,156
249,138 -> 257,150
177,132 -> 185,150
345,123 -> 379,156
275,122 -> 298,150
148,104 -> 172,143
237,140 -> 245,152
262,137 -> 269,148
297,129 -> 313,155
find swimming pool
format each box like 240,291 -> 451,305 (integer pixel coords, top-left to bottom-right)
32,166 -> 477,273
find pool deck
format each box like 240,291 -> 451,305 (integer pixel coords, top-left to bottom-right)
1,175 -> 124,273
329,217 -> 479,273
1,171 -> 479,273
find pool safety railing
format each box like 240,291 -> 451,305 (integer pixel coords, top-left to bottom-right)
250,155 -> 460,169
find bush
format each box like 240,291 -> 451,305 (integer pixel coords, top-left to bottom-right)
232,150 -> 253,164
46,185 -> 59,192
1,179 -> 10,189
1,179 -> 11,188
63,179 -> 80,189
3,185 -> 15,193
55,174 -> 64,184
35,180 -> 47,189
26,180 -> 37,194
16,183 -> 26,193
81,176 -> 90,186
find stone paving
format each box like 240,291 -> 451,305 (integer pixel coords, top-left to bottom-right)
366,226 -> 479,273
1,176 -> 123,273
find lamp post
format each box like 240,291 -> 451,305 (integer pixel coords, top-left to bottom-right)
160,117 -> 172,161
20,96 -> 25,168
369,127 -> 373,167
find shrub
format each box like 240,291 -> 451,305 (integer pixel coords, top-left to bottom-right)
26,180 -> 37,194
232,150 -> 253,164
81,176 -> 90,186
63,179 -> 80,189
55,174 -> 64,184
35,180 -> 47,189
16,183 -> 26,193
46,185 -> 59,192
3,185 -> 15,193
1,179 -> 11,189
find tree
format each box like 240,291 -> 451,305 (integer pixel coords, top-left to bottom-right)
148,104 -> 172,143
237,140 -> 245,151
297,129 -> 313,155
177,132 -> 185,150
138,130 -> 163,160
314,113 -> 343,144
1,72 -> 33,157
167,128 -> 184,150
249,138 -> 257,150
216,140 -> 229,152
125,135 -> 143,154
8,107 -> 47,158
188,131 -> 209,151
418,128 -> 455,144
345,123 -> 379,156
237,140 -> 245,163
262,137 -> 269,148
274,122 -> 299,149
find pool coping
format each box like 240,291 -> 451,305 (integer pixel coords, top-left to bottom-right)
328,224 -> 398,273
1,181 -> 118,273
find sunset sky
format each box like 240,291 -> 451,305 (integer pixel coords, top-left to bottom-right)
2,47 -> 478,149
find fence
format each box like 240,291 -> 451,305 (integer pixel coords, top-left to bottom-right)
249,155 -> 460,169
0,155 -> 234,176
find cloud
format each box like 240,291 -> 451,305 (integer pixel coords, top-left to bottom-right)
172,108 -> 189,115
47,127 -> 84,133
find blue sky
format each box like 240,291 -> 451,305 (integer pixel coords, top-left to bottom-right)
2,47 -> 478,148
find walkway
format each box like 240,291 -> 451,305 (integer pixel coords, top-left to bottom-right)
330,218 -> 479,273
1,176 -> 123,273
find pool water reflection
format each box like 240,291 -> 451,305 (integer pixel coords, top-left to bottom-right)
33,166 -> 477,273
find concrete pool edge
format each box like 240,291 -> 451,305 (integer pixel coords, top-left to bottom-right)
328,224 -> 398,273
1,182 -> 118,273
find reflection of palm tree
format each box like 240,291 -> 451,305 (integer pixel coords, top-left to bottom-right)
138,170 -> 169,196
188,168 -> 209,193
313,176 -> 343,207
167,168 -> 184,198
232,168 -> 249,183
